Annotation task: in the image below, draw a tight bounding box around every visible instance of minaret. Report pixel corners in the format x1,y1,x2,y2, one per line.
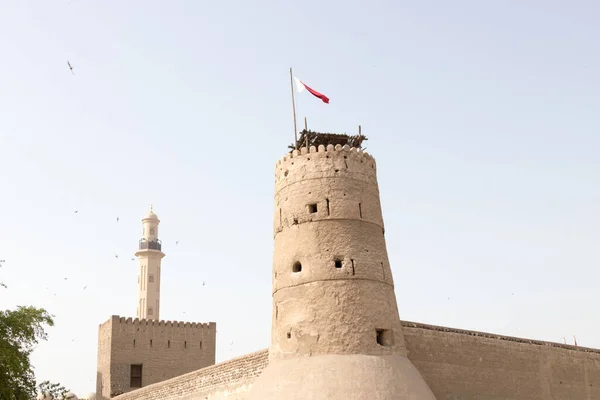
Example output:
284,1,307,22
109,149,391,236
247,141,437,399
134,205,166,320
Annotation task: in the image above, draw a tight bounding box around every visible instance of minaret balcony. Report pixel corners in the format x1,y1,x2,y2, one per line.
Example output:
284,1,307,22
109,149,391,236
139,239,162,251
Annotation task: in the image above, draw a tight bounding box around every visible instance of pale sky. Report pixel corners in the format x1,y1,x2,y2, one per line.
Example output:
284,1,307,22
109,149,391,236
1,0,599,396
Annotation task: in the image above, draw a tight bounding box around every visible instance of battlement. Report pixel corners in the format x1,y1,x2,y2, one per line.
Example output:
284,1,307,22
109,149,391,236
98,315,217,397
101,315,215,330
401,320,600,354
275,144,377,187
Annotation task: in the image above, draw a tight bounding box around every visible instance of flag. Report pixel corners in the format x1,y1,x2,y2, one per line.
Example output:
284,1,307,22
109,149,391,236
294,77,330,104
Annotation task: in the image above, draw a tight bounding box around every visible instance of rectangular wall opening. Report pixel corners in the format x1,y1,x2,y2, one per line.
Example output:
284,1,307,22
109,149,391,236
376,329,393,347
308,203,318,213
334,259,343,269
130,364,142,388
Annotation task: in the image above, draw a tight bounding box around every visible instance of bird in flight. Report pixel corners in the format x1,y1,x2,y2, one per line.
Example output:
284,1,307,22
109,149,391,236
83,285,87,290
176,241,179,245
116,217,119,222
67,61,74,75
74,210,78,214
115,254,119,259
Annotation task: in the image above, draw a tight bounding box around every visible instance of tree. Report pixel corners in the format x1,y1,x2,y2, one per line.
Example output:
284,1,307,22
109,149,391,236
37,381,70,400
0,266,55,400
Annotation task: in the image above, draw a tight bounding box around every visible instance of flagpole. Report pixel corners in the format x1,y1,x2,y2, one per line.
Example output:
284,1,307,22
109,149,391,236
304,117,308,148
290,67,298,149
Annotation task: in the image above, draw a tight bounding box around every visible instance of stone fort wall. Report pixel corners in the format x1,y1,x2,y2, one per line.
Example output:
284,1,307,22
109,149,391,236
113,320,600,399
270,143,410,365
97,316,216,398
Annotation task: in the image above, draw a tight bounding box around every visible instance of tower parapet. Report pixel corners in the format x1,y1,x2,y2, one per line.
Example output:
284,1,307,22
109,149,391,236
248,135,437,399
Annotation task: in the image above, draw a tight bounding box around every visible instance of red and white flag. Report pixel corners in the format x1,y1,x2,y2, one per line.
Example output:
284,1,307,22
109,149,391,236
294,77,330,104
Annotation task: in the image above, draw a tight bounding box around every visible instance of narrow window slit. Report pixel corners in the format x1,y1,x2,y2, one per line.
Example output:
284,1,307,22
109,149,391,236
351,259,355,276
150,339,153,347
359,203,363,218
326,198,330,216
185,341,187,348
168,340,170,348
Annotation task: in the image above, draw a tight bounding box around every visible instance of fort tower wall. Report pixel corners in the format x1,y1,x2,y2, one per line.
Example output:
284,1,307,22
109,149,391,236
247,144,437,400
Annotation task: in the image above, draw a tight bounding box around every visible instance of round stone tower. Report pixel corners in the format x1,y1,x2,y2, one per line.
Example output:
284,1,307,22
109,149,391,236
247,143,436,399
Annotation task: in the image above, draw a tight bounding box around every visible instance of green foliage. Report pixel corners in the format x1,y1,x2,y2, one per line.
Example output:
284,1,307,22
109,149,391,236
0,266,55,400
37,381,70,399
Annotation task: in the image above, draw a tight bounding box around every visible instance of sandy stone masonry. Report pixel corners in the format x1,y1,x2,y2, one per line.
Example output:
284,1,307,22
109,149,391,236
113,320,600,400
271,144,402,359
404,320,600,354
104,144,600,400
247,143,437,399
97,316,216,398
105,315,215,330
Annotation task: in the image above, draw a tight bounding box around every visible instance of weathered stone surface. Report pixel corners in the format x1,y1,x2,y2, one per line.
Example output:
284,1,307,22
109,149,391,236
97,316,216,399
111,350,268,400
249,354,436,400
106,146,600,400
249,145,436,399
112,321,600,399
272,280,406,359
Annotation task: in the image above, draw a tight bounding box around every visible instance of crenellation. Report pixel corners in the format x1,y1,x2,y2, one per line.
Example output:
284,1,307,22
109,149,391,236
108,315,215,332
401,320,600,354
274,145,378,185
98,142,600,400
98,314,216,398
273,145,384,239
109,320,600,400
252,143,435,399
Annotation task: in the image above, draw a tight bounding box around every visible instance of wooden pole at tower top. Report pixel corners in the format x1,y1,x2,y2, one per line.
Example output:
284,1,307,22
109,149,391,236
290,67,298,149
304,117,308,148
